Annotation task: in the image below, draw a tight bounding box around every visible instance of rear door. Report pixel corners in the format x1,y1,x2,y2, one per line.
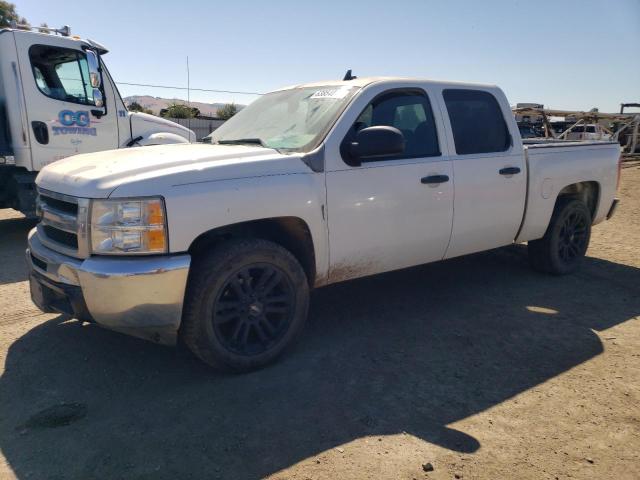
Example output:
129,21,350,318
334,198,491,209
14,34,118,171
440,88,527,258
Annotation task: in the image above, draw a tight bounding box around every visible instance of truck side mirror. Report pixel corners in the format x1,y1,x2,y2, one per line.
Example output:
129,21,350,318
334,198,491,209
86,51,101,89
93,89,104,108
345,126,405,166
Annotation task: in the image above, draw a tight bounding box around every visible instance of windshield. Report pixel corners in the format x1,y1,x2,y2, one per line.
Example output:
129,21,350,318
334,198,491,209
208,85,359,152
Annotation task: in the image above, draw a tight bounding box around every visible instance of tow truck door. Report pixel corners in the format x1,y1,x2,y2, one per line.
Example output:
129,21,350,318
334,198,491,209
13,32,119,171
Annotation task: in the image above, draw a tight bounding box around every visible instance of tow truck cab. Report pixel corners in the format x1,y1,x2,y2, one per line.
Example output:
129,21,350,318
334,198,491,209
0,25,194,216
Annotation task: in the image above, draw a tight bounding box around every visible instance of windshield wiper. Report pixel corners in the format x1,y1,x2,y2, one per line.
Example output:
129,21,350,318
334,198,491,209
217,138,268,147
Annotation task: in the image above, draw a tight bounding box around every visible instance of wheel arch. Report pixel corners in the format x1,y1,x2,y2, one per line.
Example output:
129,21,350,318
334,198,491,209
556,180,600,222
188,217,317,287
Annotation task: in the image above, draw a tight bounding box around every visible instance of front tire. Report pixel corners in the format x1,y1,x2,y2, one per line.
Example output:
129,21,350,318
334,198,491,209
528,198,592,275
181,238,309,372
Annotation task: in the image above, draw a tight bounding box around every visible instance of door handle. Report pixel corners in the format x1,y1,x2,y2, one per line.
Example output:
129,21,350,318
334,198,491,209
499,167,521,175
421,175,449,184
31,121,49,145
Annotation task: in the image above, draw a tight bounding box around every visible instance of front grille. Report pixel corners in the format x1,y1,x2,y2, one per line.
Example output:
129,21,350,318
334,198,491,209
36,189,89,258
43,225,78,249
40,194,78,215
31,253,47,271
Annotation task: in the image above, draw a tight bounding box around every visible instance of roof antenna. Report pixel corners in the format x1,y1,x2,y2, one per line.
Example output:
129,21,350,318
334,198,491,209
343,69,357,81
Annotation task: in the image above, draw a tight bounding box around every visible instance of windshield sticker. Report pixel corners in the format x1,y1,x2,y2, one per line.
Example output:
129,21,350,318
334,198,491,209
310,87,351,99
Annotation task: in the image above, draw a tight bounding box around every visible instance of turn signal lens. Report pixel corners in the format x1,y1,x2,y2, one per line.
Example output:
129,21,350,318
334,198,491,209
146,229,166,251
147,201,164,225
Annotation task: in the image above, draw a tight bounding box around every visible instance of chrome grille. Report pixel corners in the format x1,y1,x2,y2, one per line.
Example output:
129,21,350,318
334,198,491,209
37,189,90,258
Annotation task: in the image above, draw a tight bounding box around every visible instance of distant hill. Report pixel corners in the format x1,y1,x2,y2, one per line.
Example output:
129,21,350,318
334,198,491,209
123,96,244,116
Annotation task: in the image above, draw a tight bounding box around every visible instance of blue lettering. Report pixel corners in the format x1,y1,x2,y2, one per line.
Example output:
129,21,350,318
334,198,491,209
58,110,91,127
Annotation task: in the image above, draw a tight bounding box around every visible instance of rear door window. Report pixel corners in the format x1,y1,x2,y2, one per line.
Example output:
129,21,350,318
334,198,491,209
443,89,511,155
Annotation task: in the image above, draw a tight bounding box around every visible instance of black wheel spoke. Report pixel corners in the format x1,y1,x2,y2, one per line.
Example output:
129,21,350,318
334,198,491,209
264,294,289,304
266,305,289,314
215,311,242,324
231,321,245,342
215,299,242,313
239,270,253,295
568,243,578,257
230,278,246,299
260,316,276,335
255,268,276,291
262,271,282,295
240,323,250,346
254,323,269,342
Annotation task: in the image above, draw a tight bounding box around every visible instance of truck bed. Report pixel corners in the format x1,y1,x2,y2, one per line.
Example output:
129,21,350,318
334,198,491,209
516,139,621,243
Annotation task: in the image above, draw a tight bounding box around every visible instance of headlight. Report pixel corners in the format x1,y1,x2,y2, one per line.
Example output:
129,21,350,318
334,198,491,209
90,197,168,254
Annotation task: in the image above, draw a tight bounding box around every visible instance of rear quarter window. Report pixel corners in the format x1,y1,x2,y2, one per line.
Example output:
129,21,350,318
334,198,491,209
443,89,511,155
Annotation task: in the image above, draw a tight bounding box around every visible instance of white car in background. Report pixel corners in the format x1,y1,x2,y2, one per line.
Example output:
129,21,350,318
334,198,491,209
566,124,612,141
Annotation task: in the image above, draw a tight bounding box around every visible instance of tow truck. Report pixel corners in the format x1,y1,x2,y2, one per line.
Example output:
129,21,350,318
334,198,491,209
0,23,194,216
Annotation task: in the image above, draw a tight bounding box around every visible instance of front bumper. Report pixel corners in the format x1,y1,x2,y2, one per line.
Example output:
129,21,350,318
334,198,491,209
26,228,191,345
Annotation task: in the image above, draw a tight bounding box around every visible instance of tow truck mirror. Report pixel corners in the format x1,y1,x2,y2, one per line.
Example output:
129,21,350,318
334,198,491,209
93,89,104,108
346,126,405,165
86,51,101,88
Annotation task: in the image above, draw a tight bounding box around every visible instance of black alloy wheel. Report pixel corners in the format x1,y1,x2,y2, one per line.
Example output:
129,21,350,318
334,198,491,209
557,211,588,263
212,264,295,356
528,198,592,275
181,238,309,372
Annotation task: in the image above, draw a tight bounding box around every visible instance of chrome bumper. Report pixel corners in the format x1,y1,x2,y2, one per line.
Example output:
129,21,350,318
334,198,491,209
26,228,191,345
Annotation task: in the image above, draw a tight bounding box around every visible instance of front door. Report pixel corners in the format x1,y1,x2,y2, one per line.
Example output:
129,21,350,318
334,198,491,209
326,88,454,282
14,33,118,171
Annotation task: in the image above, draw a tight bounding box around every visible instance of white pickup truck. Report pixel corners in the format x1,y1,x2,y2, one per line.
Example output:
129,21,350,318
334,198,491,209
26,76,621,371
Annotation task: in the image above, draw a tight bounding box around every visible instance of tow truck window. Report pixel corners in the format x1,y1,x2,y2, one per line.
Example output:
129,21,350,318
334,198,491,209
29,45,95,106
443,89,510,155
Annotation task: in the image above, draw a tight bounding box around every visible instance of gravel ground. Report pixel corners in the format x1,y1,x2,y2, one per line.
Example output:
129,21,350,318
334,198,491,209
0,166,638,480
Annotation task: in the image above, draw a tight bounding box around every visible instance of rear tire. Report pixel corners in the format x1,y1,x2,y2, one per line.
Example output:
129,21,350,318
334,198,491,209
181,238,309,372
528,198,591,275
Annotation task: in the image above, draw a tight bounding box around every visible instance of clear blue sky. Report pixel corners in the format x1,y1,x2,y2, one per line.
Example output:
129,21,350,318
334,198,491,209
15,0,640,112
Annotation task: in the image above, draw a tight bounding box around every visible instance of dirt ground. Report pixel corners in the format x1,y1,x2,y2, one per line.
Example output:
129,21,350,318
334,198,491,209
0,167,638,480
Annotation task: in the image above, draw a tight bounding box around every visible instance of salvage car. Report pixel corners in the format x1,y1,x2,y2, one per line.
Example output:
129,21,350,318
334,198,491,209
27,76,621,371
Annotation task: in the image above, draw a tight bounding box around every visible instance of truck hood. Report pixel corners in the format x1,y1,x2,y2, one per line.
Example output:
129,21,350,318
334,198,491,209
36,143,309,198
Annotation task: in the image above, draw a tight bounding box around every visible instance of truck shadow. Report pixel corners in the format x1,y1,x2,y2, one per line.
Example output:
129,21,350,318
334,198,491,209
0,246,638,479
0,214,37,285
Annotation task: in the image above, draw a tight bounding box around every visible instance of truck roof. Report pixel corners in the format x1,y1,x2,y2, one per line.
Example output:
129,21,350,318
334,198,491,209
0,27,108,54
276,76,499,91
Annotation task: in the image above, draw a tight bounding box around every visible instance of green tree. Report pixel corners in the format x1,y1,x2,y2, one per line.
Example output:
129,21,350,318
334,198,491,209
160,103,197,119
128,101,154,115
216,103,238,120
0,1,27,28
